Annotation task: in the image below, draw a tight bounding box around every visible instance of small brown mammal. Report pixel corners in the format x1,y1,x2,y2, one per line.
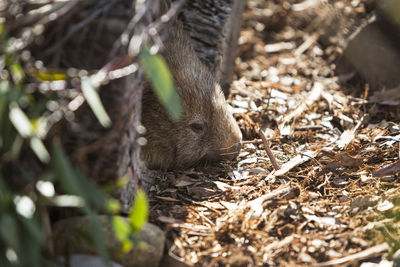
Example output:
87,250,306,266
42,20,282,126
141,21,242,170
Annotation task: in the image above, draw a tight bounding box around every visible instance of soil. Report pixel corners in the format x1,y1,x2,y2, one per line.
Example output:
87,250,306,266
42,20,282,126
151,1,400,266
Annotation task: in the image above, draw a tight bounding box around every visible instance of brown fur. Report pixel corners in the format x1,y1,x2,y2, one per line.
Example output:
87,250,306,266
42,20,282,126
141,21,242,170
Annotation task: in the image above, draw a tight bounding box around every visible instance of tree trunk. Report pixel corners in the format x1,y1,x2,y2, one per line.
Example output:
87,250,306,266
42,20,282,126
181,0,245,96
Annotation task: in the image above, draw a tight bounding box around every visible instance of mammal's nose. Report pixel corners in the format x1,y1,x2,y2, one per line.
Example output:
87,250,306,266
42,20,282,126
220,141,241,161
234,140,242,154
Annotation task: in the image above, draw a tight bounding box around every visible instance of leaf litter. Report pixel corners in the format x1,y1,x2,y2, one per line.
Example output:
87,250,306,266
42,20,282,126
152,0,400,266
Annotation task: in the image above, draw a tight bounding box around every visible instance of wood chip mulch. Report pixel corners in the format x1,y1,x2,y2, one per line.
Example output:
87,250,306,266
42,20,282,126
152,1,400,266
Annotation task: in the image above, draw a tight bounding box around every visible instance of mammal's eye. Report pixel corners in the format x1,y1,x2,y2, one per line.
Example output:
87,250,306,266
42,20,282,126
190,122,205,134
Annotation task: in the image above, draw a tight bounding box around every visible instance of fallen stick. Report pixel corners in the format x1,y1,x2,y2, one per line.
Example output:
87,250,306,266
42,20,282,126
248,185,292,209
258,128,281,171
282,82,324,124
294,32,319,56
242,139,263,144
267,150,317,179
313,243,389,267
247,185,293,216
242,136,281,145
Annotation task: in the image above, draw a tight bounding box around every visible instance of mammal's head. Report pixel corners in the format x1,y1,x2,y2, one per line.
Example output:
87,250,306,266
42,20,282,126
141,21,242,170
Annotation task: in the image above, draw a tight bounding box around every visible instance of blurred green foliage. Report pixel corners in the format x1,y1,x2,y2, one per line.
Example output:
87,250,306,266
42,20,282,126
0,20,150,267
140,45,182,120
0,0,184,263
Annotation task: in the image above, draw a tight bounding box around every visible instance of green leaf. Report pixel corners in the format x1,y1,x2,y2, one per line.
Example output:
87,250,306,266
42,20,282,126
19,216,44,245
51,195,85,207
51,143,111,260
0,213,19,248
30,136,50,163
9,102,32,138
81,76,111,128
10,63,24,84
107,198,121,213
89,215,110,262
0,81,9,123
51,140,107,210
112,216,130,241
101,175,130,194
33,71,67,81
9,135,23,160
9,102,50,163
75,169,107,211
129,189,148,232
0,179,12,211
112,216,133,252
139,46,182,120
0,23,4,38
51,140,86,197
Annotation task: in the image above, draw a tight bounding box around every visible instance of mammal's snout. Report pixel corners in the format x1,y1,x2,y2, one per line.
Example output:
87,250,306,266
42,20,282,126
234,140,242,154
208,137,242,163
222,141,242,161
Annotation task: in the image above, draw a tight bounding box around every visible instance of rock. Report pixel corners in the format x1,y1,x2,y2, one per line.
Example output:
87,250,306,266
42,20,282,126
52,215,165,267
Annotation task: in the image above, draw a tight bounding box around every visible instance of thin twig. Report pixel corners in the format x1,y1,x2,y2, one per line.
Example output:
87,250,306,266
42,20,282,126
97,0,186,87
258,129,281,170
248,185,292,208
281,81,324,124
294,32,319,56
43,0,116,57
242,139,263,144
313,243,389,267
266,150,317,182
294,125,324,131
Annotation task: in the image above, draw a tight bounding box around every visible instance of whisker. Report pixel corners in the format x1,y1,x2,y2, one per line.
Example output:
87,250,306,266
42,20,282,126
218,141,242,152
219,151,240,156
